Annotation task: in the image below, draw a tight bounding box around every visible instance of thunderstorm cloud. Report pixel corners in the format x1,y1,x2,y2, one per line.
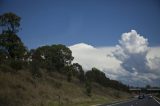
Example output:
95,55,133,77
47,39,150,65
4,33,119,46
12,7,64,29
113,30,149,73
69,30,160,87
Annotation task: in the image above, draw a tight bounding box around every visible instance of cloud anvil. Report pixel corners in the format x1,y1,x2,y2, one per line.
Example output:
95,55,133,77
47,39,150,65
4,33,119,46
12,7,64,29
69,30,160,87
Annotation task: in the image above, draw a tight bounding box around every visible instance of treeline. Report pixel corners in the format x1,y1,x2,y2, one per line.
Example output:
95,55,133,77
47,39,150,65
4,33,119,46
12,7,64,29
0,12,129,96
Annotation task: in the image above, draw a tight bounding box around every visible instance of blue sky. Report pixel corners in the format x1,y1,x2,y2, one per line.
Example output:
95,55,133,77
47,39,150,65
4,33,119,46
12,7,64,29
1,0,160,49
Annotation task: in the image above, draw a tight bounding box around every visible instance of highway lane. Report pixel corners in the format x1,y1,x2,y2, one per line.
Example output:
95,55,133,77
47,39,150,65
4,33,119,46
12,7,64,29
100,96,160,106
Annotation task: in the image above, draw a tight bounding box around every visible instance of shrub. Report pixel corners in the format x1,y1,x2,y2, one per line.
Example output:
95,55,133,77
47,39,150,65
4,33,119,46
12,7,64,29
30,60,42,78
85,80,92,97
9,60,23,71
0,64,13,73
67,70,72,82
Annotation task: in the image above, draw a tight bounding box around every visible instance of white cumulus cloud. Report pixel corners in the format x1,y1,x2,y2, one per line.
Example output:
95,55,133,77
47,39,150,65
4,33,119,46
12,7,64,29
69,30,160,86
113,30,149,73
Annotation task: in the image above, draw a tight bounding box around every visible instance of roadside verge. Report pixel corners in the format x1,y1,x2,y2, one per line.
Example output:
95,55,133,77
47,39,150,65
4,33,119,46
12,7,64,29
153,96,160,105
97,98,137,106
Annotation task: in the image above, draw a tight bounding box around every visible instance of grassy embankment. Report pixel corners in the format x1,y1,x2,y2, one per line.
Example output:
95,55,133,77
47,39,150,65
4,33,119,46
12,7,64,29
157,94,160,99
0,68,131,106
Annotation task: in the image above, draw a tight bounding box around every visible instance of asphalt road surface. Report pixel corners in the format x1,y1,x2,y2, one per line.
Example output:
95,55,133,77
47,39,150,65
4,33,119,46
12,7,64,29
100,95,160,106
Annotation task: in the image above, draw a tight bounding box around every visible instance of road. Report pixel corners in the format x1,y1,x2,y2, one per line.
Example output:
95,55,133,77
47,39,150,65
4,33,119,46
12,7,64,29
100,95,160,106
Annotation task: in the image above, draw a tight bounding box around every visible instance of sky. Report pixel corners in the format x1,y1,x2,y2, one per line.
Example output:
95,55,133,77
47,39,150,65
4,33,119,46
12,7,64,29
1,0,160,48
1,0,160,86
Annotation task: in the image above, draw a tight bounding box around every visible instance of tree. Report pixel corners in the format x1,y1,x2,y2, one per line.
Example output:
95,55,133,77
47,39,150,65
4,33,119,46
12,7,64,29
65,66,72,82
85,67,129,91
30,59,41,78
72,63,85,82
85,80,92,97
31,46,52,70
0,12,26,60
0,12,21,33
51,44,74,71
85,67,109,84
0,32,26,59
0,49,7,64
31,44,74,72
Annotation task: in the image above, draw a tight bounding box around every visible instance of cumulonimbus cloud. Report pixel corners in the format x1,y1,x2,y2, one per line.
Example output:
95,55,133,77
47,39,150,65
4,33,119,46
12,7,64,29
113,30,149,73
69,30,160,86
69,43,120,71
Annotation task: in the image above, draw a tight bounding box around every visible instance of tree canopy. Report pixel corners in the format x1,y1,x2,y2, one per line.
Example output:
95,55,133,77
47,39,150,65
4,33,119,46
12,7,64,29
31,44,74,71
0,12,21,33
0,12,26,61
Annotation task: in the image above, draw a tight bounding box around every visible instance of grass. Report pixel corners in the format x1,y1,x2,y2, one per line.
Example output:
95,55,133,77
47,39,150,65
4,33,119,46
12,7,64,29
0,69,131,106
157,94,160,99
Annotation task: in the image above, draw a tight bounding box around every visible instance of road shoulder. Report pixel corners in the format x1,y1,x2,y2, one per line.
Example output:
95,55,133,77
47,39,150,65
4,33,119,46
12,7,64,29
153,96,160,105
98,98,137,106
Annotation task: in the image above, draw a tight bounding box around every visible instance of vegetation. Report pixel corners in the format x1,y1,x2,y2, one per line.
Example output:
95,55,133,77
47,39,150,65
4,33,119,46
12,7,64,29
157,93,160,98
86,68,129,91
0,12,131,106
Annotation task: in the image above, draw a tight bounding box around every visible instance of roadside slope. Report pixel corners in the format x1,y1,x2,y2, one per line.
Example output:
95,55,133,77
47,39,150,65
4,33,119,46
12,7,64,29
0,69,131,106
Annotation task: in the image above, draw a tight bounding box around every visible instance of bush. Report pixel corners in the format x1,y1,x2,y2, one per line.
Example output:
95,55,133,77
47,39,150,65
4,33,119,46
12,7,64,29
30,60,42,78
54,81,62,89
114,91,120,98
67,70,72,82
9,60,23,71
0,64,13,73
85,80,92,97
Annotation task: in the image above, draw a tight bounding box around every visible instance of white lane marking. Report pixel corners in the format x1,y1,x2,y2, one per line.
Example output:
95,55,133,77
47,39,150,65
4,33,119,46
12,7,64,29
155,96,160,101
153,97,160,104
107,99,137,106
